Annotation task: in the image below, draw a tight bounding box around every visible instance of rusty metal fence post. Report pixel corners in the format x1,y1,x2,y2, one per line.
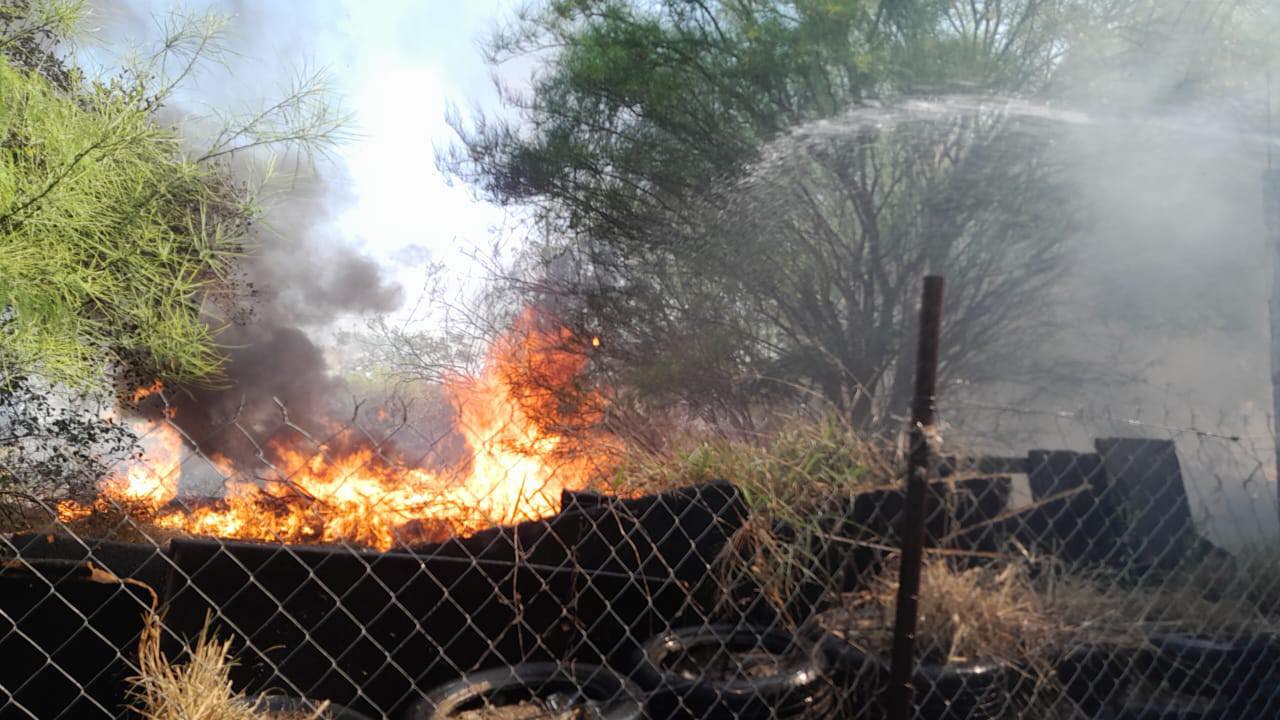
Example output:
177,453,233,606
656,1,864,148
886,275,945,720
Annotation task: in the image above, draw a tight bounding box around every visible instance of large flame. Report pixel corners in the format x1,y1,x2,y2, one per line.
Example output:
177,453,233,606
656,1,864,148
58,311,611,550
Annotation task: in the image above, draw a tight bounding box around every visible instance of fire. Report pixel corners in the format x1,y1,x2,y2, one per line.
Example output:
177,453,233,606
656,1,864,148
130,379,165,404
57,311,612,550
107,421,182,504
55,419,183,523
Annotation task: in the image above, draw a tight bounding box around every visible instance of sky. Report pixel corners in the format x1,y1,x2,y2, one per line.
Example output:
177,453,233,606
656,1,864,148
91,0,521,322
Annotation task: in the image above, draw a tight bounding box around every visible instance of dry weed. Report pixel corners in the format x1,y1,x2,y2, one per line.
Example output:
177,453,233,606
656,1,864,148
1172,547,1280,619
818,559,1079,719
131,613,327,720
1042,562,1275,645
609,417,899,622
823,556,1280,669
605,415,896,507
823,559,1060,666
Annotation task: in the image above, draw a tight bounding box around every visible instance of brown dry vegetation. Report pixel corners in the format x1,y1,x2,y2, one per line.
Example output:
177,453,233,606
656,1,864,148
821,560,1057,668
607,417,899,612
131,613,327,720
821,556,1280,668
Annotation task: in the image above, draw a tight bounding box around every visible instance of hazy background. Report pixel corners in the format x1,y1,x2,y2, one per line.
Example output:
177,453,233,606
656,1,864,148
80,2,1280,546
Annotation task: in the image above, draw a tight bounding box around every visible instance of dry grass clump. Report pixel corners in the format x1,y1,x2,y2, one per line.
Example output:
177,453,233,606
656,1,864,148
822,559,1061,667
819,558,1280,719
605,417,898,621
821,556,1279,670
1039,560,1276,647
605,415,896,510
131,613,327,720
1034,569,1153,646
713,514,828,620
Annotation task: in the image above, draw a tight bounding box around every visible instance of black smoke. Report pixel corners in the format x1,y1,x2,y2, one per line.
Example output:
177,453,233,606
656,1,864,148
94,1,406,467
168,168,403,466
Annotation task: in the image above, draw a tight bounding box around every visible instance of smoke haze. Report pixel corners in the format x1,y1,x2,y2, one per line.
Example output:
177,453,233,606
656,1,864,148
92,1,406,464
90,2,1280,543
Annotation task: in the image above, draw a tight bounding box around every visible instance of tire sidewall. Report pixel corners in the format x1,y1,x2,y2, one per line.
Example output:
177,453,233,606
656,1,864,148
820,634,1014,720
405,662,642,720
631,624,830,719
1138,633,1279,697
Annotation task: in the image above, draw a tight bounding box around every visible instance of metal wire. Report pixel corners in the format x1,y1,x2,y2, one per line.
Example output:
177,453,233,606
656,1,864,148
1,394,1279,719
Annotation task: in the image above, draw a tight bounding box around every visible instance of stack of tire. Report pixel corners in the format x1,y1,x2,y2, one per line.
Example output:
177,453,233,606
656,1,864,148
401,625,831,719
819,634,1014,720
629,625,832,719
403,663,644,719
1059,635,1280,719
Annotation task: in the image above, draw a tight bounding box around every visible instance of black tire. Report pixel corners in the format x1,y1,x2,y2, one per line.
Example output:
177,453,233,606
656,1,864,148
0,564,153,719
256,696,374,720
912,661,1014,720
403,662,642,720
817,635,882,719
1225,679,1280,718
820,634,1012,720
1055,643,1135,716
630,624,830,719
1135,634,1280,698
1115,697,1234,720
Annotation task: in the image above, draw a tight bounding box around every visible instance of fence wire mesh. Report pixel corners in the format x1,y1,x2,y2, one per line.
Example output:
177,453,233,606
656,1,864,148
3,386,1280,719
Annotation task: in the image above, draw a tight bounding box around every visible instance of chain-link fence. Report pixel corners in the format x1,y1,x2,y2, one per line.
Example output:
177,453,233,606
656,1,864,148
918,398,1280,720
3,380,1280,719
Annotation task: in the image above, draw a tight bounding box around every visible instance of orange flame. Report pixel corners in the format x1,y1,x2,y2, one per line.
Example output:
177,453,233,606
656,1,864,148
107,421,183,504
130,379,165,405
59,310,612,550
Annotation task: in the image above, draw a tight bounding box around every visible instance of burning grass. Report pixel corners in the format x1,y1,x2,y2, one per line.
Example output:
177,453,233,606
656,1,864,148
45,308,617,550
132,613,327,720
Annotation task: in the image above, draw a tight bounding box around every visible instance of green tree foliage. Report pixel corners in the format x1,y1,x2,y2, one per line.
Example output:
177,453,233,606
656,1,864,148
0,2,243,388
0,1,348,528
454,0,865,245
440,0,1280,429
451,0,1082,242
0,1,346,390
0,57,247,386
445,0,1103,428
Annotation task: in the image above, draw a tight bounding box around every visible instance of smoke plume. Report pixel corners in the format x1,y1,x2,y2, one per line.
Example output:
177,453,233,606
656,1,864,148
97,1,405,466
